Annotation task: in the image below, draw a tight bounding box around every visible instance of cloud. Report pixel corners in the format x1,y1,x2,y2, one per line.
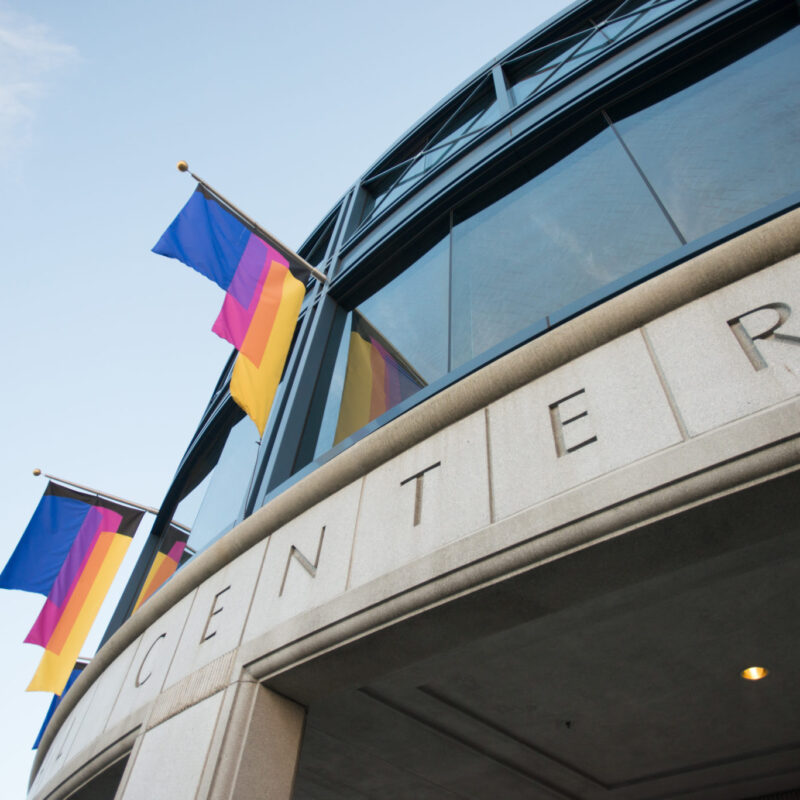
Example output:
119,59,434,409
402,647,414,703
0,11,78,155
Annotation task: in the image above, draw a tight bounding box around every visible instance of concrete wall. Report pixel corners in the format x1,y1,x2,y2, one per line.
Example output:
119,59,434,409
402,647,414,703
28,209,800,800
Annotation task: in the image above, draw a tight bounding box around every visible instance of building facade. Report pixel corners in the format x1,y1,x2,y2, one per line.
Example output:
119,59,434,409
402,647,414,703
29,0,800,797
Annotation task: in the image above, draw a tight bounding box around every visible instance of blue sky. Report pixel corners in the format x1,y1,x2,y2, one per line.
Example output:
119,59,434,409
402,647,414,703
0,1,571,794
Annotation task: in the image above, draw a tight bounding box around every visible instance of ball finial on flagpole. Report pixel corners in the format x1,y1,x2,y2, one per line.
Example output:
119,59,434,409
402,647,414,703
33,468,42,476
177,160,189,172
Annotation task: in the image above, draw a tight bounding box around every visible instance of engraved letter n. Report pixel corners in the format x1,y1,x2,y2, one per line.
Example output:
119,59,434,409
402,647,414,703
279,527,325,597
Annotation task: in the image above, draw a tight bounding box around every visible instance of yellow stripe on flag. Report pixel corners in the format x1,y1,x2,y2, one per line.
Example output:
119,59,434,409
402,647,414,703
132,551,167,613
27,532,131,695
231,269,305,435
334,332,374,445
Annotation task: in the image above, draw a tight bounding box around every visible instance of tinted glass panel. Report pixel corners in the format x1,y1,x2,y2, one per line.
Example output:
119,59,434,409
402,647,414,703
360,88,498,226
357,235,449,383
428,86,499,151
372,171,415,217
611,21,800,242
314,234,449,452
360,163,411,223
596,14,639,42
536,0,690,96
450,120,681,367
173,409,260,553
312,316,350,458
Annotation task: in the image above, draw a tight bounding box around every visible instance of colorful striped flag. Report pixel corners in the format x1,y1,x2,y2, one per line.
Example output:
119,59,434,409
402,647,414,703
0,483,142,695
153,186,306,435
334,312,426,445
131,525,189,613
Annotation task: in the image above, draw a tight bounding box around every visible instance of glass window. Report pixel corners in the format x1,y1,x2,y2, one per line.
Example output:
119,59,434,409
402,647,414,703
332,310,429,445
358,84,498,228
450,119,682,368
359,161,414,224
508,0,690,106
311,318,350,457
172,406,261,553
356,235,450,383
610,19,800,242
313,232,450,452
393,83,497,199
426,84,499,155
302,8,800,466
507,32,588,105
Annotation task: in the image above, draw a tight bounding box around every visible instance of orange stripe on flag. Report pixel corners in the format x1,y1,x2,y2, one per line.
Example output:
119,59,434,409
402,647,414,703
231,269,305,435
27,532,131,695
132,552,167,613
238,260,287,368
136,554,179,610
46,530,116,655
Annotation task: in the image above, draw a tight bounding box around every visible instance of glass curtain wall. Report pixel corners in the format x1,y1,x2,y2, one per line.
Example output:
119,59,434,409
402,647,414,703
310,14,800,459
313,234,450,455
450,119,680,368
608,22,800,242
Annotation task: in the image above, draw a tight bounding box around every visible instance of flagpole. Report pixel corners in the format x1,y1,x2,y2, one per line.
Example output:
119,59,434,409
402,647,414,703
32,470,191,533
176,161,329,285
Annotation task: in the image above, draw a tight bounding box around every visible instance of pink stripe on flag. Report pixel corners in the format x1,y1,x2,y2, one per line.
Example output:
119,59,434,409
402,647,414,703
211,242,289,351
24,506,122,647
166,540,187,562
26,598,62,648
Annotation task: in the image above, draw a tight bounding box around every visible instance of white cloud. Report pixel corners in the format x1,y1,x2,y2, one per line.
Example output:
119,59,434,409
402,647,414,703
0,11,78,155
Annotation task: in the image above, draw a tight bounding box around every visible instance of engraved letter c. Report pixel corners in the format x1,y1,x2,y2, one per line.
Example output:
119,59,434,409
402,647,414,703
135,632,166,688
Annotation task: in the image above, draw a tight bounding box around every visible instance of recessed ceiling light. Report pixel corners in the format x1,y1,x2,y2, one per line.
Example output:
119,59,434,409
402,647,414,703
740,666,769,681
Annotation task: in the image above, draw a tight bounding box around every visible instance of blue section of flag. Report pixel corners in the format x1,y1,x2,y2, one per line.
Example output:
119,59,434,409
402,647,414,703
0,494,91,596
152,186,250,292
32,666,84,749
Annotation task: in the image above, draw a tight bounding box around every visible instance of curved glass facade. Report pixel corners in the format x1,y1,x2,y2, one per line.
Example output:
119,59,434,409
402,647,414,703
105,0,800,639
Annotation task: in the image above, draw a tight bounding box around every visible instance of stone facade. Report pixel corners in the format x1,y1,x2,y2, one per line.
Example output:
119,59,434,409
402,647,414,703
28,212,800,800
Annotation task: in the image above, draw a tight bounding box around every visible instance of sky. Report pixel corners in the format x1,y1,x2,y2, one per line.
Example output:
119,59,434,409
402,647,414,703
0,1,572,795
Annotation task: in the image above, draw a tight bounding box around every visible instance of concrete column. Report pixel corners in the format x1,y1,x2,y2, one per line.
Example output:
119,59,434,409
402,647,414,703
116,679,305,800
206,680,306,800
